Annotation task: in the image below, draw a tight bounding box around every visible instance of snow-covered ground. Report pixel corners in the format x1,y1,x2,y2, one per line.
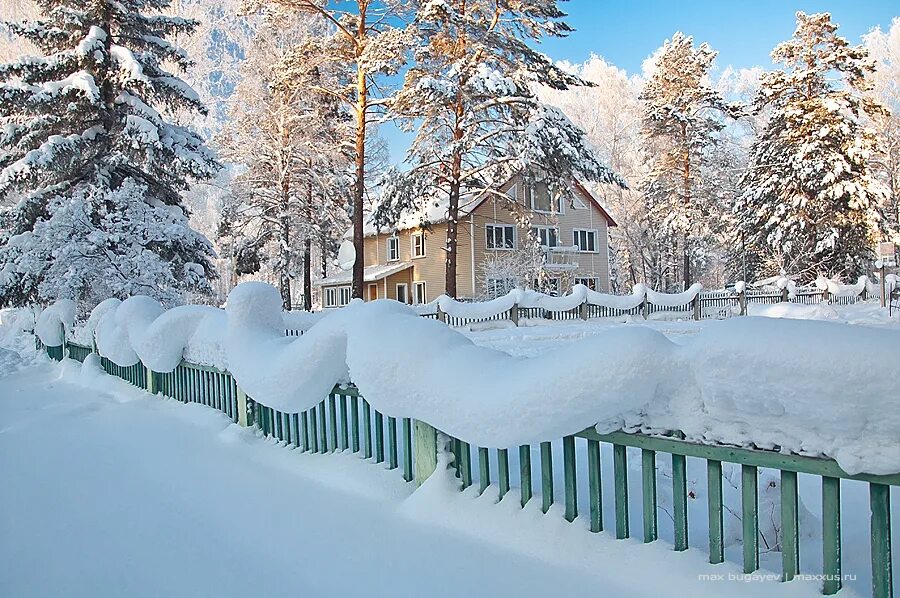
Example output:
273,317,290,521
0,355,829,598
461,300,900,356
3,298,898,597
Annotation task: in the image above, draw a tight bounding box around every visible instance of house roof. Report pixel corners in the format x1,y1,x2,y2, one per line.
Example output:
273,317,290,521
317,262,412,287
358,175,618,239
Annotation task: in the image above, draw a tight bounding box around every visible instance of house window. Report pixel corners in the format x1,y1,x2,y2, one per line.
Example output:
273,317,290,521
574,277,599,291
531,226,558,248
339,286,351,306
486,224,515,250
573,229,598,252
413,281,427,305
324,287,337,308
486,277,517,299
527,180,560,213
387,236,399,261
411,233,425,258
533,277,560,296
324,285,351,308
396,283,408,304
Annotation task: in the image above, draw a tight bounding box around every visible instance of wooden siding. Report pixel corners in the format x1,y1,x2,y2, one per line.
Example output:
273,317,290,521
349,173,611,302
470,174,611,294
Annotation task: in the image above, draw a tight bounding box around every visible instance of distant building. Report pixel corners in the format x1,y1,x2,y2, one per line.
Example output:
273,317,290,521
318,172,617,307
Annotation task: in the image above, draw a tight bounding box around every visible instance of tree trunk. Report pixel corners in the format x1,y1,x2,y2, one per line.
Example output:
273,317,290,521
444,84,466,299
303,237,312,311
351,16,368,299
279,183,292,311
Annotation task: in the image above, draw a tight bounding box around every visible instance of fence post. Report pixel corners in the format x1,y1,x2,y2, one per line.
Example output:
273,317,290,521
436,305,446,323
237,386,250,427
641,297,649,320
692,294,701,321
739,288,747,316
146,365,156,394
880,265,886,308
781,287,789,303
509,302,519,327
579,299,588,320
413,420,438,486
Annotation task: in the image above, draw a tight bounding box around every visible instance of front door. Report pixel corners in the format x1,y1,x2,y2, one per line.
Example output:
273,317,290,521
368,284,378,301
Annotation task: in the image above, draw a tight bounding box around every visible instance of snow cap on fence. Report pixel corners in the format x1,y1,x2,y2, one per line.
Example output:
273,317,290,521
734,281,746,294
224,281,349,408
35,299,76,346
93,295,225,371
815,275,868,297
646,283,702,307
61,280,900,475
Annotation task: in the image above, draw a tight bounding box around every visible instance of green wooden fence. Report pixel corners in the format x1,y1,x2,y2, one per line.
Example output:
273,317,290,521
42,337,895,598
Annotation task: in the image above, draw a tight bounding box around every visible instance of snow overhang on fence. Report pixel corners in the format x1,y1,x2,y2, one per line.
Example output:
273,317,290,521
43,280,900,476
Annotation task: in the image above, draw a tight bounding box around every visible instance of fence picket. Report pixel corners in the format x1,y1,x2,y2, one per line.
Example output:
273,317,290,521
642,449,657,542
520,445,532,507
478,447,490,495
614,444,629,539
498,449,510,500
781,470,800,581
673,453,688,551
742,465,759,573
540,441,553,514
869,483,892,598
822,476,842,594
387,417,398,469
588,439,602,533
563,436,577,523
707,459,724,564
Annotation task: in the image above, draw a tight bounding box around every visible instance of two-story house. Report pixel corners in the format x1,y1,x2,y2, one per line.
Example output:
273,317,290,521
317,172,617,307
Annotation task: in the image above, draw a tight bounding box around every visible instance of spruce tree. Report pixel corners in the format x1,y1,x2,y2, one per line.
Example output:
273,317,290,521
0,0,221,308
734,12,889,280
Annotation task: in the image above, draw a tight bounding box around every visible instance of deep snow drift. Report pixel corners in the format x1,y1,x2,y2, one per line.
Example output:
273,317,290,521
39,282,900,475
0,361,829,598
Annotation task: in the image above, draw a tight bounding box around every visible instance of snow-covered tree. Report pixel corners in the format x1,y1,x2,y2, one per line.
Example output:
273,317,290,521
538,55,655,289
246,0,410,299
217,13,350,309
734,12,890,281
0,0,221,308
0,179,213,307
375,0,624,298
864,17,900,238
639,32,733,290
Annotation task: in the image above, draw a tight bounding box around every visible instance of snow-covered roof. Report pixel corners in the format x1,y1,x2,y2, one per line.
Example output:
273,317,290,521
317,262,412,287
361,192,481,237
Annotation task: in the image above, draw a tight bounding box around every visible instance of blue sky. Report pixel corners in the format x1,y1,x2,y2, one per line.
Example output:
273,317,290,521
381,0,899,162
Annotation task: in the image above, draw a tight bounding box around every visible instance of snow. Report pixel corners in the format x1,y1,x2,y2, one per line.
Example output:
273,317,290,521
34,299,75,345
0,360,829,598
63,282,900,475
646,282,703,307
318,262,412,286
110,45,150,83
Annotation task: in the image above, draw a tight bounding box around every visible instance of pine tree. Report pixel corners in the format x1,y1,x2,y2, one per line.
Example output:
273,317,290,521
735,12,890,281
0,0,220,307
639,32,732,290
375,0,624,298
